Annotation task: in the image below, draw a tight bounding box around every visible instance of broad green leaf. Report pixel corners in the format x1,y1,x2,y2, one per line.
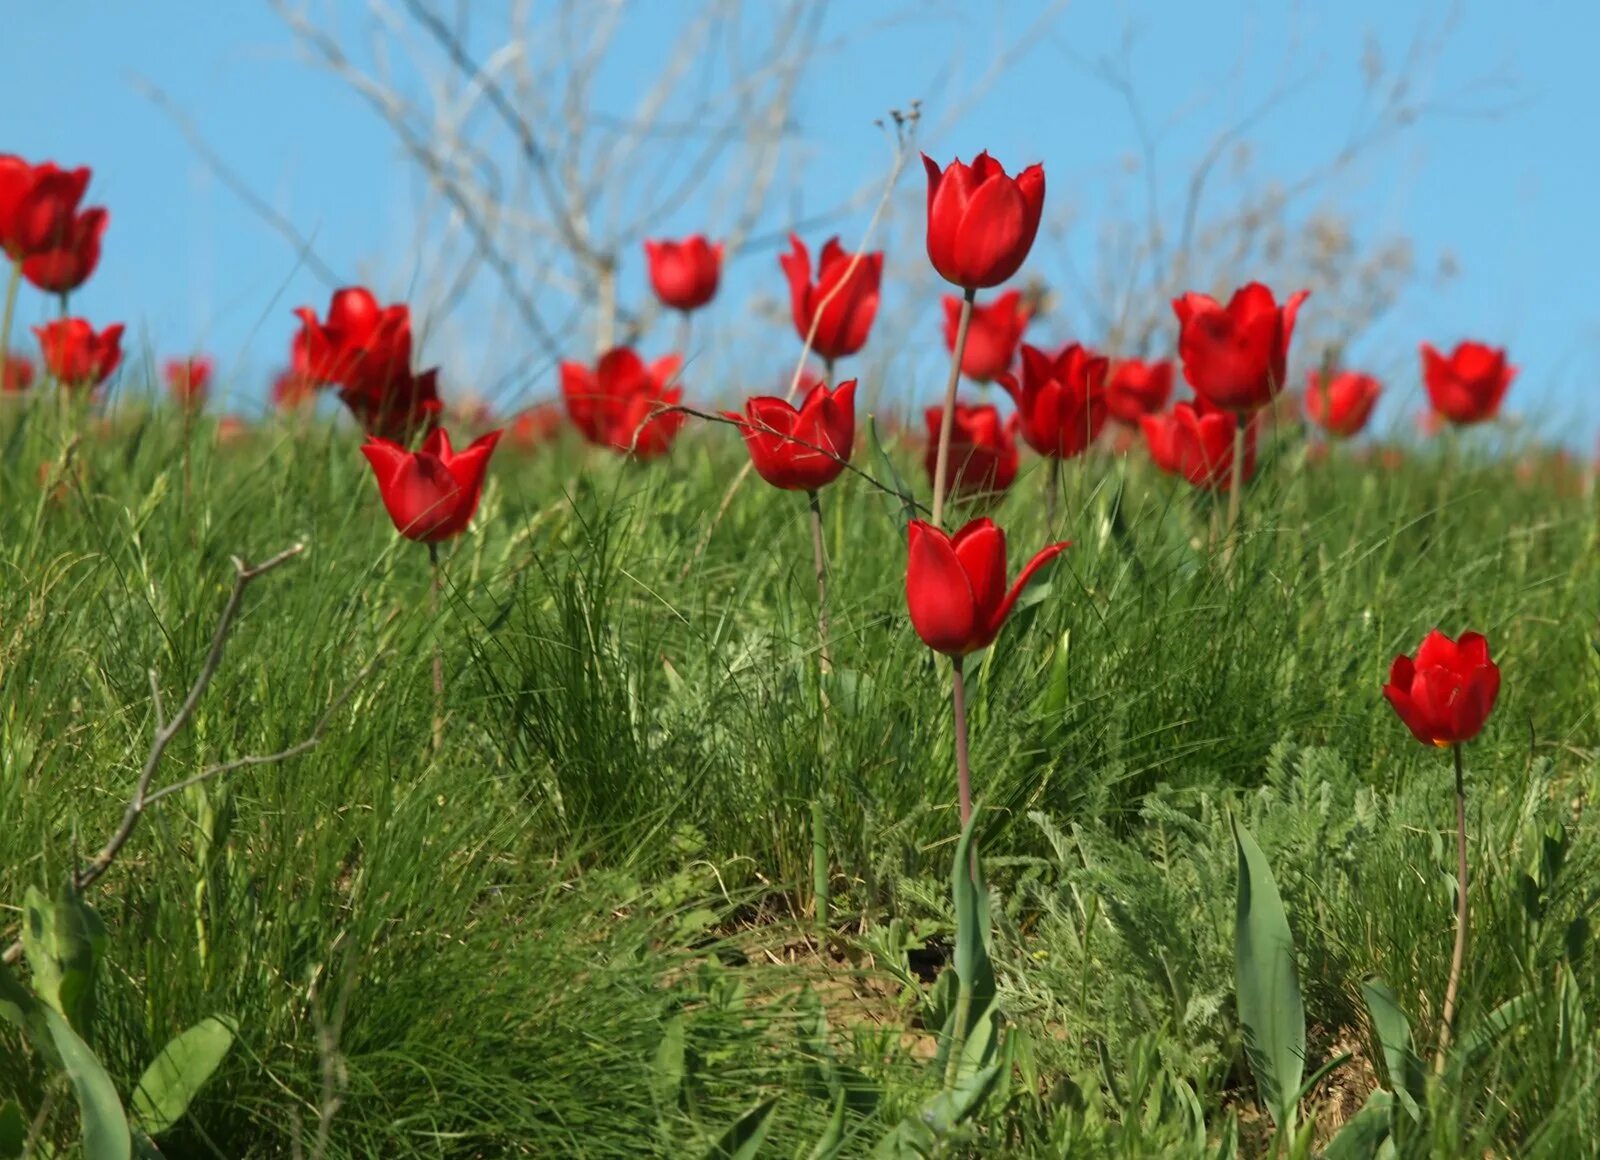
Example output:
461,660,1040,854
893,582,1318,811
1455,991,1535,1068
42,1006,130,1160
131,1015,236,1135
650,1015,686,1109
23,884,107,1040
0,1101,25,1158
1322,1088,1395,1160
705,1096,777,1160
936,812,997,1080
1231,818,1305,1129
1359,977,1424,1121
803,1093,847,1160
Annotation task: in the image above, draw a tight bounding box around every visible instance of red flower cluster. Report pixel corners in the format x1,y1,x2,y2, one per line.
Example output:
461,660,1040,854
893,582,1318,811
1105,359,1173,424
923,403,1018,499
293,287,440,439
0,156,107,294
1305,370,1381,439
561,347,684,459
1001,343,1109,460
1140,400,1257,491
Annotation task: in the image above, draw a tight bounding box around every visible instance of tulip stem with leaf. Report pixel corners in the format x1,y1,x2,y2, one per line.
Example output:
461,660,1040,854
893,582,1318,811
429,541,446,751
1381,629,1500,1074
949,656,974,826
929,287,976,528
807,489,832,675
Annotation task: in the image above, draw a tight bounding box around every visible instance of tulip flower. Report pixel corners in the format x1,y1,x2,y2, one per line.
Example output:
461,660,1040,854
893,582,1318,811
165,356,213,409
922,152,1045,291
726,379,856,492
34,318,123,388
21,205,107,294
923,403,1018,501
1106,359,1174,425
906,517,1068,659
340,366,445,442
1304,369,1381,439
510,401,565,450
779,235,882,364
1170,400,1257,492
1381,628,1501,1067
215,415,250,445
1001,343,1109,460
1173,283,1308,414
293,286,413,397
560,347,684,458
361,427,503,544
1382,630,1499,750
644,236,722,313
1139,409,1183,476
2,354,33,393
0,158,92,261
942,290,1030,383
906,517,1068,826
1420,341,1514,426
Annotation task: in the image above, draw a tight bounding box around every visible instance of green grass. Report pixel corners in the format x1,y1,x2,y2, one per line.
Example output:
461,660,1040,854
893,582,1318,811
1,395,1596,1156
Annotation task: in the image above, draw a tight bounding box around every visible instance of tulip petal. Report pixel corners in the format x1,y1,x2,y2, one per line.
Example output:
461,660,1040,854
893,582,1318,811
990,541,1069,641
906,519,980,656
952,519,1007,626
1383,683,1437,747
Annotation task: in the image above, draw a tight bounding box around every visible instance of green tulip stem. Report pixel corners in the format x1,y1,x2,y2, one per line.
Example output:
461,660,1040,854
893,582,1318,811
0,260,20,384
1435,742,1470,1072
930,287,977,528
1223,418,1247,568
1046,455,1061,531
429,541,445,753
808,489,832,676
674,308,692,362
951,655,973,829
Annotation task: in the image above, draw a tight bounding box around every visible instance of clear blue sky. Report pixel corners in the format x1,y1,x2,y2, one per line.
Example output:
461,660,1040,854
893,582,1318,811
1,2,1593,439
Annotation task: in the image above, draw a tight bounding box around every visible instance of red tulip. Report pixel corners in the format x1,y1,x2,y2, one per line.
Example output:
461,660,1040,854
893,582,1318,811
1304,369,1381,438
1420,341,1514,426
21,206,107,293
34,318,123,388
2,354,33,393
1171,398,1254,489
1383,630,1500,748
779,235,882,361
942,290,1030,382
1106,359,1174,424
510,402,565,450
165,356,213,409
560,347,684,458
644,236,722,312
293,287,413,396
922,152,1045,290
726,378,856,491
1139,410,1182,476
271,367,317,410
1173,282,1308,412
215,415,250,445
923,403,1019,499
361,427,503,542
340,366,444,442
1000,343,1109,459
0,157,91,260
905,517,1067,657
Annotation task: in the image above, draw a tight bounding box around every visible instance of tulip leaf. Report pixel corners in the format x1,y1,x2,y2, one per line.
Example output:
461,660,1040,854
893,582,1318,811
704,1095,777,1160
804,1093,847,1160
23,883,107,1041
131,1015,237,1136
1322,1088,1396,1160
0,1101,25,1158
1359,977,1424,1121
42,1005,131,1160
1456,991,1536,1068
1231,817,1305,1130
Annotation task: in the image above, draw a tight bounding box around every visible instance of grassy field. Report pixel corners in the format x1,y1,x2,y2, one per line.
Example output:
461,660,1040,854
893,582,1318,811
1,395,1596,1157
